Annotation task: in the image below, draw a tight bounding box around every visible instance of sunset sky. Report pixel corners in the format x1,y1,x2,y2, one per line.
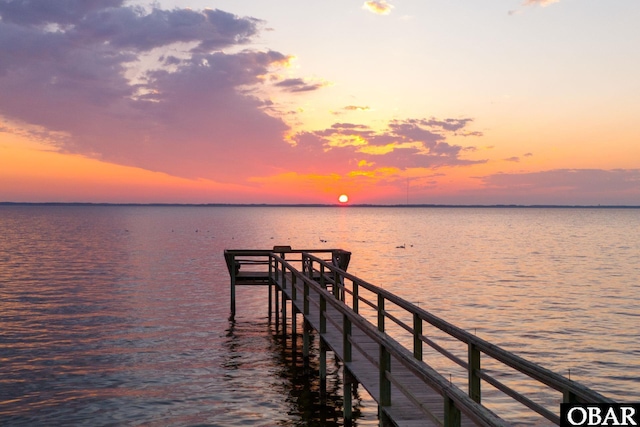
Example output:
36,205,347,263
1,0,639,205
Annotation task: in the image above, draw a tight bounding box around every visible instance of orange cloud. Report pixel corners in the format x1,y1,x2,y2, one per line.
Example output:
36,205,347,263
0,139,268,203
523,0,560,6
344,105,371,111
363,1,394,15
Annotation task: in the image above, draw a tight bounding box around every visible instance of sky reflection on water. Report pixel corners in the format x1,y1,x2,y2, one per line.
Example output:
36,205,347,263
1,205,638,426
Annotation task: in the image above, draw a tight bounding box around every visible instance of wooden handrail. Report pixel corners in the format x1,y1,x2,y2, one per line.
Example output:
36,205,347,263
301,252,614,424
225,248,614,424
271,253,509,427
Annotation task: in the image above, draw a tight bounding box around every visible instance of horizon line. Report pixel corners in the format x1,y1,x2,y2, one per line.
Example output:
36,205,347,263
1,202,639,209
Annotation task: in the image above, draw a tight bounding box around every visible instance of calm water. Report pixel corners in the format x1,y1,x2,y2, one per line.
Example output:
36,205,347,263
1,205,639,426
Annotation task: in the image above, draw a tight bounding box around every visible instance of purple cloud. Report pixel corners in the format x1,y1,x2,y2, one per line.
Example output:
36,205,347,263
416,118,474,132
0,3,293,182
73,8,262,52
275,78,325,92
477,169,640,204
290,117,485,171
0,0,123,25
0,2,487,185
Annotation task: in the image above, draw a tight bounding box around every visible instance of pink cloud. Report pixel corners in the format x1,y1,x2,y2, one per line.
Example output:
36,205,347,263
477,169,640,205
0,2,485,186
0,4,292,183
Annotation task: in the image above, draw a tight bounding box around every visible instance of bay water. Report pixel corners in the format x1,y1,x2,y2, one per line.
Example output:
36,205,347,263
1,205,638,426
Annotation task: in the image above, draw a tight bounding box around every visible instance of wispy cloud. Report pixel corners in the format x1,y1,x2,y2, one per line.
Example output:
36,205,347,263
478,169,640,204
523,0,560,6
510,0,559,15
363,1,394,15
344,105,371,111
275,78,326,93
290,117,486,173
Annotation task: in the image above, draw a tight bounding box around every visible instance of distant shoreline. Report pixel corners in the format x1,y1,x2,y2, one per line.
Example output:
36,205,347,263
1,202,639,209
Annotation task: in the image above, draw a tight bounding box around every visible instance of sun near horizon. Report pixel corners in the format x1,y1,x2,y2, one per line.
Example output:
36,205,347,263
338,194,349,204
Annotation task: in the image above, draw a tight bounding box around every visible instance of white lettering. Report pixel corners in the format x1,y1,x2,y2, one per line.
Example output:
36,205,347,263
621,407,637,426
589,407,603,425
602,407,621,425
565,405,638,426
568,407,587,425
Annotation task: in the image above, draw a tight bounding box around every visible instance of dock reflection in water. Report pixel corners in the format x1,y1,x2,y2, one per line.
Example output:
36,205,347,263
0,206,377,426
224,318,372,427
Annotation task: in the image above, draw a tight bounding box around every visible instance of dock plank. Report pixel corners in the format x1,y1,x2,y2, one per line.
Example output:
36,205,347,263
275,273,478,427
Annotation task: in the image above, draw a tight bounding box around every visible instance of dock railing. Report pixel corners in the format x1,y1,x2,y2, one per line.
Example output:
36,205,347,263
297,252,614,425
270,252,508,426
224,248,614,425
224,248,349,319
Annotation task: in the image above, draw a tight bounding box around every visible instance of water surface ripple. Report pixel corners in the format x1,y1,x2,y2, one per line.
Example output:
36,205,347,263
1,206,638,426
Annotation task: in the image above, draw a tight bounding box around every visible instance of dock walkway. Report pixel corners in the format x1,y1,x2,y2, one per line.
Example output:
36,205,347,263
224,248,614,427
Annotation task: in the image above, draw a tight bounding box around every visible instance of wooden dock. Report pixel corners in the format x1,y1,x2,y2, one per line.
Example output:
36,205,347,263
224,248,614,427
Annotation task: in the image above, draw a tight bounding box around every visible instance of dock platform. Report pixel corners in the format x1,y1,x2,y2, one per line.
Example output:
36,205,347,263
224,248,614,426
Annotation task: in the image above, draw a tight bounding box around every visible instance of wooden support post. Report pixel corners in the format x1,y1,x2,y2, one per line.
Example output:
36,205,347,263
268,281,272,322
292,307,297,356
320,294,326,334
281,263,286,290
304,281,309,315
320,338,327,401
379,410,392,427
307,255,313,279
343,314,352,363
413,313,423,361
302,255,307,276
274,286,280,331
268,256,273,322
229,256,236,320
303,320,310,362
468,343,481,403
378,294,385,333
379,345,391,406
291,274,297,301
353,281,359,314
444,395,461,427
281,286,287,338
344,368,354,426
379,344,391,426
563,389,578,403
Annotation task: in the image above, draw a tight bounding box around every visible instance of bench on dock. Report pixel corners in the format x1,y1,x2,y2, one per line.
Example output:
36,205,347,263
224,246,351,286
